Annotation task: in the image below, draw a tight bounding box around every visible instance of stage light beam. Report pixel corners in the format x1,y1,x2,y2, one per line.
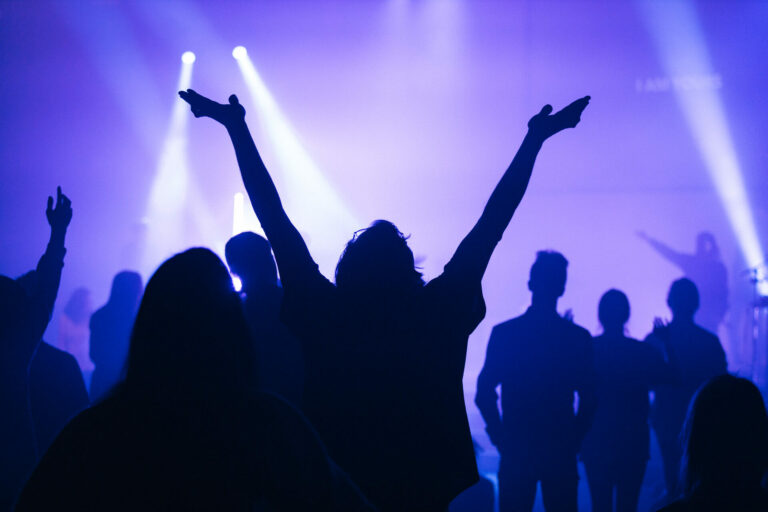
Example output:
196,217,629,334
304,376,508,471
181,51,196,64
641,1,767,294
232,49,359,275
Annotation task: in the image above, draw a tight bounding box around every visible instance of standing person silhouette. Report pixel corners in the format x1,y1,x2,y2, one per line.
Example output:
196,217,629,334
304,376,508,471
89,271,143,402
16,249,374,511
637,232,728,335
225,231,304,407
475,251,597,512
645,278,727,504
180,88,590,511
0,187,71,511
580,290,673,512
658,375,768,512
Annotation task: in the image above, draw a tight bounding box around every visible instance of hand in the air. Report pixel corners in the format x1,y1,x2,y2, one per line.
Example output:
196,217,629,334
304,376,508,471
178,89,245,126
528,96,590,141
652,317,670,342
46,186,72,232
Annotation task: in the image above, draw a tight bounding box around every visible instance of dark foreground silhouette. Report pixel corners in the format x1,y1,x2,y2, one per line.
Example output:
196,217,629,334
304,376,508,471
16,249,373,512
581,289,673,512
658,375,768,512
89,271,143,402
0,188,71,511
180,88,590,511
226,232,304,407
476,251,596,512
646,278,727,503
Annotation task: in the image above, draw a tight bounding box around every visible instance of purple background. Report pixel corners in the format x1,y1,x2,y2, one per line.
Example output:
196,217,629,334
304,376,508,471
2,1,768,507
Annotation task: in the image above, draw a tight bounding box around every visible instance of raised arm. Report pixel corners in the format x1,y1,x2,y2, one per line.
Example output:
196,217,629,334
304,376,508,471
636,232,691,269
448,97,590,282
179,90,315,279
28,187,71,344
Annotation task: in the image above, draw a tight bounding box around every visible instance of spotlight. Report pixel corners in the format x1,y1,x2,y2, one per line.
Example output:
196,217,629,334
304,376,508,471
181,51,196,64
232,45,247,60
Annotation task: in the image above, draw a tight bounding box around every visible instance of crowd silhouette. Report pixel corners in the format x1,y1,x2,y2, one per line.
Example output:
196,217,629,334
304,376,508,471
0,86,764,512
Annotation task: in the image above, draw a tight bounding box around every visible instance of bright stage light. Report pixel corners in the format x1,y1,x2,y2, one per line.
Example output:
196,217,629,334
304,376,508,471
642,1,767,294
232,45,247,60
232,49,359,275
142,55,197,274
181,51,196,64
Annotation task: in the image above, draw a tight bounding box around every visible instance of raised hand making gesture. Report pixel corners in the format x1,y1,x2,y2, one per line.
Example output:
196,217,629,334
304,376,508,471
178,89,245,127
527,96,590,141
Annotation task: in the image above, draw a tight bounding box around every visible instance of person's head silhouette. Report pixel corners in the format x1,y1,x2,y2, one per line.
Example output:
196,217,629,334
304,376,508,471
681,375,768,500
598,289,630,335
225,232,277,292
107,271,143,311
124,248,254,397
695,232,720,259
335,220,424,302
667,278,699,323
64,287,92,325
528,251,568,309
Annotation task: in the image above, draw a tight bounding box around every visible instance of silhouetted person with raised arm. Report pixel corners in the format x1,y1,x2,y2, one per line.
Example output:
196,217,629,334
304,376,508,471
89,271,143,402
638,231,728,334
646,278,727,504
180,88,590,511
16,248,374,512
658,375,768,512
581,290,673,512
16,274,90,455
226,231,304,406
0,187,71,511
476,251,596,512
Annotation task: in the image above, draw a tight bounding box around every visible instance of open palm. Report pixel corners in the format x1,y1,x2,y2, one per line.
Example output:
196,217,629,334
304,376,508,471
178,89,246,126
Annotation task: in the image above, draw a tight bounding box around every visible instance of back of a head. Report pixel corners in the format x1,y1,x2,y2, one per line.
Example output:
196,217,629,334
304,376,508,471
682,375,768,497
335,220,424,301
64,287,92,324
528,250,568,299
124,248,254,397
668,278,700,319
225,231,277,289
108,271,143,311
598,289,630,332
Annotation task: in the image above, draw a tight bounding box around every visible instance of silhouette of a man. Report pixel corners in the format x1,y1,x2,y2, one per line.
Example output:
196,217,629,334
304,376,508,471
638,232,728,335
646,278,727,501
225,232,303,407
476,251,596,512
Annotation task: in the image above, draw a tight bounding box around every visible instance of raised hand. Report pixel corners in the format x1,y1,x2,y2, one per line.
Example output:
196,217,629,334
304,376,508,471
178,89,245,126
46,186,72,233
527,96,590,141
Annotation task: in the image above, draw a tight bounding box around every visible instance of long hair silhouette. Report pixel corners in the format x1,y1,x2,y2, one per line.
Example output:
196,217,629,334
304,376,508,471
123,248,254,396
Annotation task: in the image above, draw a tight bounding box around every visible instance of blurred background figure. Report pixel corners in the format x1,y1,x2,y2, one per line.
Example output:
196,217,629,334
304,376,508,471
57,287,93,384
646,278,727,505
225,231,304,407
638,231,728,336
580,289,672,512
89,271,143,402
658,375,768,512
